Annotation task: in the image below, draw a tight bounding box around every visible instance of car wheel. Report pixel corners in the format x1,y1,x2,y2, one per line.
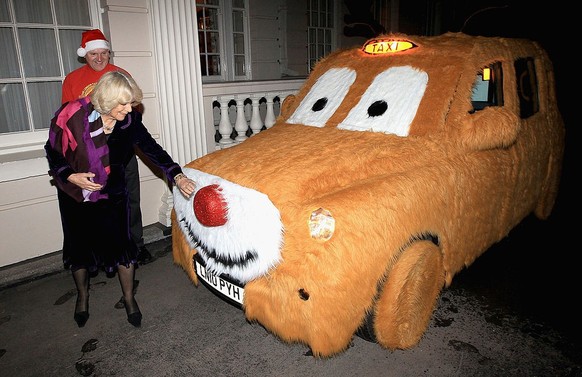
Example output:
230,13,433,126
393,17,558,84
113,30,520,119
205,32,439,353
357,240,445,349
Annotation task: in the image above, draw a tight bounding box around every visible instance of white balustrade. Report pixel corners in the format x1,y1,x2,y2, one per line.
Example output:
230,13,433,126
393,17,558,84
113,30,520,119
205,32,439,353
201,79,305,151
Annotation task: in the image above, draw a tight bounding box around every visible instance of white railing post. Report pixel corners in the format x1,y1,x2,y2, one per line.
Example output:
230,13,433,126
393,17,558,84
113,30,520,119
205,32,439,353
217,96,234,145
234,95,249,142
249,94,263,135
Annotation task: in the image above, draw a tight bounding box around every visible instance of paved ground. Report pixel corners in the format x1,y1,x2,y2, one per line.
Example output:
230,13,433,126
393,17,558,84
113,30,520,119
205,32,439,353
0,203,580,377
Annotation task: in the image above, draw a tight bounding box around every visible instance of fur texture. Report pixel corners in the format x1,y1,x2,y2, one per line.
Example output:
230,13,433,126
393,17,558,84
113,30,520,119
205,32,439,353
172,32,564,357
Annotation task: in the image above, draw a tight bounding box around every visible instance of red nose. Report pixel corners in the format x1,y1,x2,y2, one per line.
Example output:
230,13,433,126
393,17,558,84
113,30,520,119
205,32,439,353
193,184,228,227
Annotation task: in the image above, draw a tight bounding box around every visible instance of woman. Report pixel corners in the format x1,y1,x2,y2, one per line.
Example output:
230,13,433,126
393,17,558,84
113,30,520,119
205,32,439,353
45,71,195,328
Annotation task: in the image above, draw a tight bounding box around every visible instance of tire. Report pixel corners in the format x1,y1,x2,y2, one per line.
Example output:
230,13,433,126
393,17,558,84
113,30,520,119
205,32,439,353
357,240,444,349
355,310,377,343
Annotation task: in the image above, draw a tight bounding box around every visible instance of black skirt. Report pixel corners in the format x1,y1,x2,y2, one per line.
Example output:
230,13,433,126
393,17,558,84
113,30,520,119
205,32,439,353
57,189,138,273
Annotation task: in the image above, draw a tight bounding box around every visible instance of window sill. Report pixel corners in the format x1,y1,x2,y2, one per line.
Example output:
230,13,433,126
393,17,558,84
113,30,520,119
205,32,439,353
0,147,46,164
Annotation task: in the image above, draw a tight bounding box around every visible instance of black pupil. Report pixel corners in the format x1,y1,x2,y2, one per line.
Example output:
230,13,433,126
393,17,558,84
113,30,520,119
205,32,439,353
312,97,328,112
368,100,388,117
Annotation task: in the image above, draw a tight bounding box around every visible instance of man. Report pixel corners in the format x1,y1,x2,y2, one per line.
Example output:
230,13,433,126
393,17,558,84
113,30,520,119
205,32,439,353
62,29,153,266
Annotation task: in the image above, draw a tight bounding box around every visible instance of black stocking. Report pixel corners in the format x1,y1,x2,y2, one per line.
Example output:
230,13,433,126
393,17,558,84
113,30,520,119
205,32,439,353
72,268,89,314
118,264,140,315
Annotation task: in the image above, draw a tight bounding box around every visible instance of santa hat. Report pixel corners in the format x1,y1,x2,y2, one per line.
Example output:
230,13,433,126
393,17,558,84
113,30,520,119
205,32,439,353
77,29,110,57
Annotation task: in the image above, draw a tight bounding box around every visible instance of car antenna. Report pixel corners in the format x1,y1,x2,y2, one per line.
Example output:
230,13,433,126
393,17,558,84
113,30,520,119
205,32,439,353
460,5,509,33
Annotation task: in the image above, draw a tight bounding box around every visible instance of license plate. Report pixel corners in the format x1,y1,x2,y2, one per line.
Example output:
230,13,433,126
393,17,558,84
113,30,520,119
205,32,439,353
194,257,245,306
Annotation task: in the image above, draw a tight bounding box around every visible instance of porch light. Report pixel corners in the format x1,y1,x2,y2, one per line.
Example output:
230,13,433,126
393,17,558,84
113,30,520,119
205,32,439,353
309,207,335,241
362,38,416,55
482,67,491,81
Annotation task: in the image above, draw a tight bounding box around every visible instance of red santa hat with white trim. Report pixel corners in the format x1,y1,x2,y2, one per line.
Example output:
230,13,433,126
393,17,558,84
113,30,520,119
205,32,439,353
77,29,110,57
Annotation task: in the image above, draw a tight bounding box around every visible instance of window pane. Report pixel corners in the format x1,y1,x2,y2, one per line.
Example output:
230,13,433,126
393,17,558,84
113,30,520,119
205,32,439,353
196,7,206,29
206,8,218,30
19,28,60,77
208,55,221,75
60,29,85,74
198,31,207,54
311,11,317,27
55,0,90,26
208,32,219,53
199,54,209,76
0,83,29,133
0,0,9,22
234,56,245,76
233,34,244,54
29,81,62,130
14,0,52,24
233,0,244,8
232,10,243,32
0,28,20,78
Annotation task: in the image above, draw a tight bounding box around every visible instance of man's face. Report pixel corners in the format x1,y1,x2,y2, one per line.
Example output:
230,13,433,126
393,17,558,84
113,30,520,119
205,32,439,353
85,48,110,72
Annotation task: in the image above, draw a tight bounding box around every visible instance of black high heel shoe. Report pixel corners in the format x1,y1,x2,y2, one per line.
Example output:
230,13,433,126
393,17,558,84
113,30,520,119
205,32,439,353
127,311,142,327
74,311,90,328
74,295,90,328
125,297,142,327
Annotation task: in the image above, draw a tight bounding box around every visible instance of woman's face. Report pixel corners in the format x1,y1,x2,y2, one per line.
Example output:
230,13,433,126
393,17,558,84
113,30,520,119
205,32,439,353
109,102,133,121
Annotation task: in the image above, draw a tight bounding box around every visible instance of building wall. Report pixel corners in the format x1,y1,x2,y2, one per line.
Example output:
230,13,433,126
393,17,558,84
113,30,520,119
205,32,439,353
0,0,381,268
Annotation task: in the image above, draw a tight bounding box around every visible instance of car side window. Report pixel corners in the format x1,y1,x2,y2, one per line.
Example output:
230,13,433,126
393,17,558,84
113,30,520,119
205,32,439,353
514,57,539,118
471,62,504,113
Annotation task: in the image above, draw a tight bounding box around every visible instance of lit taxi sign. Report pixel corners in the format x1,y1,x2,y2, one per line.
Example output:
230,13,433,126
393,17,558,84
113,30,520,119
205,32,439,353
362,39,416,55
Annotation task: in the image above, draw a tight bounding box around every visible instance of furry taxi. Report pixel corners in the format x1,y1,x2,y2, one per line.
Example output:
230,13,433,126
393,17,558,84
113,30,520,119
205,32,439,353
171,32,565,357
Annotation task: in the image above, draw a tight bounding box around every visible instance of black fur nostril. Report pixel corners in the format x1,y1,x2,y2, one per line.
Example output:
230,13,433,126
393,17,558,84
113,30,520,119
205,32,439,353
368,100,387,117
312,97,328,112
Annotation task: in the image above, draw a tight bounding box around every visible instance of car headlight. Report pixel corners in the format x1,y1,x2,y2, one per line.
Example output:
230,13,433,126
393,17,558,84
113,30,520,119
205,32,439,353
308,207,335,241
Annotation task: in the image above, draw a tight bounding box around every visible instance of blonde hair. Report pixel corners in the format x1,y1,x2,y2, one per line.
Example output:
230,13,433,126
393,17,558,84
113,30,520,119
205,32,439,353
90,71,143,114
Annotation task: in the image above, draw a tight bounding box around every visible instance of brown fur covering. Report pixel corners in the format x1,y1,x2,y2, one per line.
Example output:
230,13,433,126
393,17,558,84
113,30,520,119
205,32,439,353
172,32,564,357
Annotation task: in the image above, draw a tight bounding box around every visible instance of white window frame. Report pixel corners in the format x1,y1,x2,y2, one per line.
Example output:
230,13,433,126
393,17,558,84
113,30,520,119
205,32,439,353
307,0,337,73
197,0,251,83
0,0,101,161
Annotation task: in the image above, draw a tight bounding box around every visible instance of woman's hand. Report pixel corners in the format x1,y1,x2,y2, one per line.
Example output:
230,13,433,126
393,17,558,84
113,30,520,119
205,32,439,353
175,173,196,198
67,172,103,191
